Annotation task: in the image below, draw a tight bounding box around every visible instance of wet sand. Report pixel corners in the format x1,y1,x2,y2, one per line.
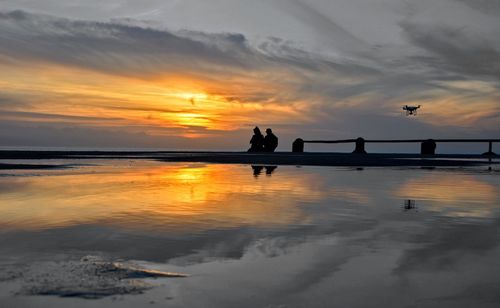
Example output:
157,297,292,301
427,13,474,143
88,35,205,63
1,256,187,299
0,150,497,168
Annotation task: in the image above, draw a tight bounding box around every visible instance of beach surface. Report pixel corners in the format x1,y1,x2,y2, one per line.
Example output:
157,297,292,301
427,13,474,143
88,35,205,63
1,161,499,308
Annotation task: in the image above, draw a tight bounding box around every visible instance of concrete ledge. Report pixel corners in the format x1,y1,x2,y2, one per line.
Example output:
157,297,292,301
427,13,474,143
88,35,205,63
0,151,498,167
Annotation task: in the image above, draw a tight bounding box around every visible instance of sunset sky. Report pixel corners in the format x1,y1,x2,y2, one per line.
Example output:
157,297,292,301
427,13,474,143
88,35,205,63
0,0,499,150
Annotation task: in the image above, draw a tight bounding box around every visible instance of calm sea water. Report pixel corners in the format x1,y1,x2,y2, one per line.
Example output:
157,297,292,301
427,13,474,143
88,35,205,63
0,160,499,307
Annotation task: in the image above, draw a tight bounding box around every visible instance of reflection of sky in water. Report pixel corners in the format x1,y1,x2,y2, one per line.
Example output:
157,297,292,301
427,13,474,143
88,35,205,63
0,162,499,307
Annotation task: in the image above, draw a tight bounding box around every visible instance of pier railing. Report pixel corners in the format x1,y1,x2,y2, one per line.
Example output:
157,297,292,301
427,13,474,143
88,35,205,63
292,138,499,155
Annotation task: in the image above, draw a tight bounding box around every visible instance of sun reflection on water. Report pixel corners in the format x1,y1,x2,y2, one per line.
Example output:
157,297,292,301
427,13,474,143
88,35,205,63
0,163,325,232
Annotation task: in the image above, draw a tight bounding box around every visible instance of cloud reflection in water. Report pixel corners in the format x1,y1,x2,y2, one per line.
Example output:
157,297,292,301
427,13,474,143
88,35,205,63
0,163,499,307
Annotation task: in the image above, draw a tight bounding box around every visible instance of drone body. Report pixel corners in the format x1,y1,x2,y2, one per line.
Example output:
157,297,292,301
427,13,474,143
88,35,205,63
403,105,421,116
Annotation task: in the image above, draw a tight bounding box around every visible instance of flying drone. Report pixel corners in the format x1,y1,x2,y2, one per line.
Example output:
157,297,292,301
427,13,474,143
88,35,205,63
402,105,421,116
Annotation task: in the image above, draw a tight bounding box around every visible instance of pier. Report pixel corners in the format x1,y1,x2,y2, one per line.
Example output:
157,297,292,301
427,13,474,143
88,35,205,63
292,138,499,155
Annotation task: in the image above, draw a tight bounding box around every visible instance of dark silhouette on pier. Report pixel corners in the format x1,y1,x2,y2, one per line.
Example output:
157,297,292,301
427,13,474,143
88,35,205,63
421,139,436,155
294,137,498,156
264,128,278,152
352,137,367,154
248,127,278,152
248,127,264,152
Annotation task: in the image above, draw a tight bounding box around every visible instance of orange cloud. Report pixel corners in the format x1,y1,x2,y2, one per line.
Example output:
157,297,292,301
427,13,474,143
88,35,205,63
0,61,307,135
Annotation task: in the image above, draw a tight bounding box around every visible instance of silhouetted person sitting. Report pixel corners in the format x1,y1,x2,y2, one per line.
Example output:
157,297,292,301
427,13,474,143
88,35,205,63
263,128,278,152
248,126,264,152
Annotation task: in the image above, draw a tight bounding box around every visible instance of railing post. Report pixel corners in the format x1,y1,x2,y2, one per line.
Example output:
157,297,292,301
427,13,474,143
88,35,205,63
482,141,496,156
421,139,436,155
292,138,304,152
352,137,367,154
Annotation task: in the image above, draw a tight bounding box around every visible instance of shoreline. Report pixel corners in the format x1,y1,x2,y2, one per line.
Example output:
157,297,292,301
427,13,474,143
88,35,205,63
0,150,498,168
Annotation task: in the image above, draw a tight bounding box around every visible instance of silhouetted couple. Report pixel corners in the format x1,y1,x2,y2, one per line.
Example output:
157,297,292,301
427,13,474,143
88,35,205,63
248,126,278,152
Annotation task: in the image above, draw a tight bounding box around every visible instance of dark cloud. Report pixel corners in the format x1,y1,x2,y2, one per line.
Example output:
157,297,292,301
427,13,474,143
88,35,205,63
274,0,368,53
0,10,255,77
1,9,497,102
455,0,500,14
0,120,199,149
0,118,263,150
0,93,32,109
0,9,384,106
0,110,124,122
0,10,370,80
430,282,500,304
400,21,500,80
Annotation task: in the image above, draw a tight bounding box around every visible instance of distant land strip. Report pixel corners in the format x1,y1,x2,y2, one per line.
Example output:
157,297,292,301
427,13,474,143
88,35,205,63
0,163,70,170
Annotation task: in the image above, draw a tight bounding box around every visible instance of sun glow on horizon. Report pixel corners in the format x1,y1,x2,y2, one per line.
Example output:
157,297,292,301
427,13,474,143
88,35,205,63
0,61,313,138
1,55,498,149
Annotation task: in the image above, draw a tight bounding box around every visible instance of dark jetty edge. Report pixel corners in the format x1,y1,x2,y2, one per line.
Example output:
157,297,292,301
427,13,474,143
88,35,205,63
0,163,71,170
0,150,498,168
